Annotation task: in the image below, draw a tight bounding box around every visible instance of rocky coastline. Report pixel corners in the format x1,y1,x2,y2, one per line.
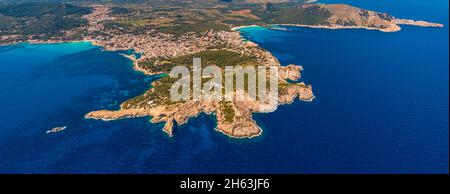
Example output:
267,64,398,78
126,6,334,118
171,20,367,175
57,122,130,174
1,3,442,138
84,30,315,138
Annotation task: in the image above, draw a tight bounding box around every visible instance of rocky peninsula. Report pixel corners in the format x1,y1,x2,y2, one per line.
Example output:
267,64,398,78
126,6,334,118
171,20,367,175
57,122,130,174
0,2,443,138
85,29,315,138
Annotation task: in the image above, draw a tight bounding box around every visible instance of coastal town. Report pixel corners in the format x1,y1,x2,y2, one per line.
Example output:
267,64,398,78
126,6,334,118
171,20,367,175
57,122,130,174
84,12,315,138
91,30,258,60
0,1,444,138
1,2,444,46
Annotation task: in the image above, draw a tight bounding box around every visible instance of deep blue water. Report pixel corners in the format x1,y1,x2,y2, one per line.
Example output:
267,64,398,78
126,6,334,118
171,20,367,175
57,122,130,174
0,1,448,173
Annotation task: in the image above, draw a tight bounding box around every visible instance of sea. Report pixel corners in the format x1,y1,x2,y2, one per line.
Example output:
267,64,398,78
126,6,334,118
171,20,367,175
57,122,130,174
0,0,448,173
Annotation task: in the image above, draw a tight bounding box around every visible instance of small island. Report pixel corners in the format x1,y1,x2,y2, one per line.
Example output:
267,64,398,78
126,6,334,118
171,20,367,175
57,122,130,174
46,126,67,134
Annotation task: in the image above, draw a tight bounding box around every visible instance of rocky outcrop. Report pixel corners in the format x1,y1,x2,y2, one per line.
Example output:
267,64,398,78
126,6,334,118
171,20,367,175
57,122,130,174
85,108,149,121
395,19,444,28
280,64,303,81
279,83,314,104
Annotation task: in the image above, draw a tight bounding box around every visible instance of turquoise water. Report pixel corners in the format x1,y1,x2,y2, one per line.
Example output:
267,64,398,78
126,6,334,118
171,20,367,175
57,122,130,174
0,1,448,173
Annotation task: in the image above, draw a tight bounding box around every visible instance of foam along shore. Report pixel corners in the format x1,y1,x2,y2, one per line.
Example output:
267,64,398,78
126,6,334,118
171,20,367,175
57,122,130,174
232,19,443,33
231,25,262,31
267,26,290,31
234,24,401,32
272,24,402,32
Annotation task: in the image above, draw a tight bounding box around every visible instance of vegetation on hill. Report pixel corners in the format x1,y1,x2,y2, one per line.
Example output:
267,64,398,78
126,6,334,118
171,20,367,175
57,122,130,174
126,50,259,106
253,4,332,25
0,3,91,35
